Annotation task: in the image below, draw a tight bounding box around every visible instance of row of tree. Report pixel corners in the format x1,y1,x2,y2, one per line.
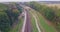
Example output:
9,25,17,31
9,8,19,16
0,3,22,32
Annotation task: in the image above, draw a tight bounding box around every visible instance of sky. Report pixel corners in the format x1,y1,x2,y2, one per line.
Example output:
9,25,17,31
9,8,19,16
0,0,60,2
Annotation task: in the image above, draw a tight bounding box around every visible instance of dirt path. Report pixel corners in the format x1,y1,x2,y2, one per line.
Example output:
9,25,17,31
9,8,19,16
22,8,31,32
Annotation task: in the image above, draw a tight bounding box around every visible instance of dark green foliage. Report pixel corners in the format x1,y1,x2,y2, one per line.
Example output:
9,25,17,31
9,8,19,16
12,9,20,19
0,3,22,32
0,12,10,32
44,8,55,21
16,4,22,13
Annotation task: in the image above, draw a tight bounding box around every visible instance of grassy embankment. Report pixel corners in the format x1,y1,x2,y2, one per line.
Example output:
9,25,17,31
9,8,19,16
29,11,38,32
30,8,57,32
9,17,23,32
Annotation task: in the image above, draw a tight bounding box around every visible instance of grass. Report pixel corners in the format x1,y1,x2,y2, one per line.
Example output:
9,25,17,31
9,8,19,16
9,18,23,32
36,11,57,32
29,9,57,32
56,23,60,32
29,11,38,32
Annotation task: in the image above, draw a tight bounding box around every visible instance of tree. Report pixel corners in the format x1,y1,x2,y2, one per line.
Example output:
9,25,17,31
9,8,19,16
12,9,20,19
0,12,10,32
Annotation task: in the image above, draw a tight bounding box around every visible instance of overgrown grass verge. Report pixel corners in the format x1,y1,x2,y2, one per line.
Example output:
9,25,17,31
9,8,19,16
36,11,57,32
9,18,23,32
29,11,38,32
29,8,57,32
